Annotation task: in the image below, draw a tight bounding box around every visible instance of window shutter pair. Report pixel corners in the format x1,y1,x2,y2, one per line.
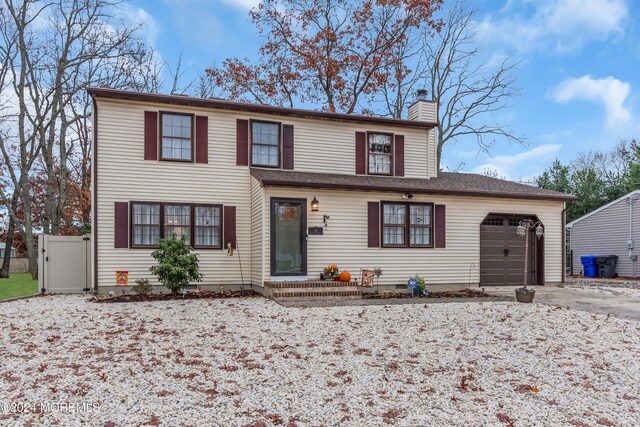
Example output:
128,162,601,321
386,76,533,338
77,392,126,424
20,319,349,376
366,202,445,248
355,132,404,176
236,119,294,169
114,202,237,249
144,111,208,163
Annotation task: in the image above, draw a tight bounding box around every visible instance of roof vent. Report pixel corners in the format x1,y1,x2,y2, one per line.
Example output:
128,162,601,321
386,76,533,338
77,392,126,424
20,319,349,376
416,89,428,101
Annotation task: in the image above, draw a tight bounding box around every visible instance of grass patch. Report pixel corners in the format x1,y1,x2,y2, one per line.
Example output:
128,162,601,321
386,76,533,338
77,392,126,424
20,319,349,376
0,273,38,301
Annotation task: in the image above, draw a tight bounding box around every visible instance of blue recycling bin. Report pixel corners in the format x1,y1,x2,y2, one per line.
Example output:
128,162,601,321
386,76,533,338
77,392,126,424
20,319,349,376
580,255,598,278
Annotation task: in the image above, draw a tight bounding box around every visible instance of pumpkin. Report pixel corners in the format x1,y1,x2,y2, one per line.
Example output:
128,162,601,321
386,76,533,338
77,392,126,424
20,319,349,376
330,264,337,270
339,271,351,282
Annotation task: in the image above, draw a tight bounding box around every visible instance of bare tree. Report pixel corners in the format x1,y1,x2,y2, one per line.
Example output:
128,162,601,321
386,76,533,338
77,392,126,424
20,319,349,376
0,0,53,279
422,2,524,170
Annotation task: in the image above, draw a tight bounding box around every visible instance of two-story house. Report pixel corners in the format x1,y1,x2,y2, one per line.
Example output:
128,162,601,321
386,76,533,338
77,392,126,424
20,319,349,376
88,87,576,296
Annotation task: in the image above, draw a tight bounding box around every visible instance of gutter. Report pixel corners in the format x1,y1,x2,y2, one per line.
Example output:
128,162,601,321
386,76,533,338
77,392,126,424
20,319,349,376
91,94,98,293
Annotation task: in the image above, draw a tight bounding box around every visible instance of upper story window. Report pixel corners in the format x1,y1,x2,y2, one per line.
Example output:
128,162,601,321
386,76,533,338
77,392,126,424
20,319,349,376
252,121,280,167
382,202,432,248
368,133,392,175
161,113,193,161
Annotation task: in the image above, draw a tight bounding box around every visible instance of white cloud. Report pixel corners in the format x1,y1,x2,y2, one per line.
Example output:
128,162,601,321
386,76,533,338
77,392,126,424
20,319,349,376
219,0,260,11
477,0,627,53
118,5,160,47
472,144,562,181
551,75,632,129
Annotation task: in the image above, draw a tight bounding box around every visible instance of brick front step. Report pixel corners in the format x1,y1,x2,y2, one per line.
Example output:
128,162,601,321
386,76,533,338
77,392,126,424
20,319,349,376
264,280,358,289
271,288,362,300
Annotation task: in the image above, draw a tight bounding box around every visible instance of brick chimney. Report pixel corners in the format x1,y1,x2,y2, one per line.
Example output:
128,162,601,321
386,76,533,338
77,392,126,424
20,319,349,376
408,89,437,123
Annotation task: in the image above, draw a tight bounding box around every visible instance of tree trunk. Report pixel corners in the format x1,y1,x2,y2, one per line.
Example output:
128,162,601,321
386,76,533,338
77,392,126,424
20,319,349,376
0,196,18,279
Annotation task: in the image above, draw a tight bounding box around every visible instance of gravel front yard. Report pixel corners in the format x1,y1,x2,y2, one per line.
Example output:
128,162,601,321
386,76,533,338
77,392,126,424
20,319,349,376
1,296,639,426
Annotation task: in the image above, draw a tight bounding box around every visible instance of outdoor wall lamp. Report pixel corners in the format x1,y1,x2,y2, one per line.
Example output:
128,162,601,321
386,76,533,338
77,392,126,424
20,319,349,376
403,192,415,200
516,219,544,290
516,219,544,240
311,197,320,211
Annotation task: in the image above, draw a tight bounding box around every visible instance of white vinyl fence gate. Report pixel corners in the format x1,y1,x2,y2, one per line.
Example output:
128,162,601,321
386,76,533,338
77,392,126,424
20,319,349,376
38,235,92,294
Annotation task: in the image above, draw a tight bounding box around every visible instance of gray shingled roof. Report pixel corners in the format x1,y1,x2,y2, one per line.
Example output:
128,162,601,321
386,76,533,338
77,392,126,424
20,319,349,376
250,168,577,201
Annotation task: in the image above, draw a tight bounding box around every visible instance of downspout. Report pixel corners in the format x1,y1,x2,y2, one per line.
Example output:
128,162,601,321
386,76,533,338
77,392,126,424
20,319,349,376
91,94,99,293
561,201,573,284
626,195,639,277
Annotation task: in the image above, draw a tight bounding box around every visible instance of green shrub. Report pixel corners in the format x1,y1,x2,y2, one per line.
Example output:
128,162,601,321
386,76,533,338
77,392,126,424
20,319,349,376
149,235,203,294
132,278,153,295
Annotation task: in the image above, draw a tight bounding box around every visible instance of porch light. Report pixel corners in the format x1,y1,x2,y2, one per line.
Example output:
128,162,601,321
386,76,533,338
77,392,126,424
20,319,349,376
535,224,544,240
516,223,526,237
311,197,320,211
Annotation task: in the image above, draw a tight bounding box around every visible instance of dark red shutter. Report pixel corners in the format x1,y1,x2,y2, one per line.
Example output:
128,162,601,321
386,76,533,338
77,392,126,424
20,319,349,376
195,115,208,164
223,206,237,249
355,131,366,175
367,202,380,248
394,134,404,177
435,204,446,248
144,111,158,160
236,119,249,166
283,124,294,170
114,202,129,248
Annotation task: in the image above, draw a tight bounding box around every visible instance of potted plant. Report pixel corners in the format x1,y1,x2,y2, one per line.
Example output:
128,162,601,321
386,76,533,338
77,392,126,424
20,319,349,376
515,286,535,303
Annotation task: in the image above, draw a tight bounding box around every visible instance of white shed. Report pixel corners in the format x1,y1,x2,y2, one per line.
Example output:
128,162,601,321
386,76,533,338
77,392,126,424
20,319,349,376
567,190,640,277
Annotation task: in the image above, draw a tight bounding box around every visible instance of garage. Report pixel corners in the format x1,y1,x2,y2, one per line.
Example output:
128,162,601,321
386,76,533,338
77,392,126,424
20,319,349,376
480,214,544,286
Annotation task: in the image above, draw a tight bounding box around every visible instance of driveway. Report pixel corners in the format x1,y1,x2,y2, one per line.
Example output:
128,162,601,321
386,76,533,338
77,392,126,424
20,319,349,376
484,281,640,321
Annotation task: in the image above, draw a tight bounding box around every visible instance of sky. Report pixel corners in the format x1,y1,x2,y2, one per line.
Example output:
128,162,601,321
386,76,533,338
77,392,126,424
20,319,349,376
122,0,640,182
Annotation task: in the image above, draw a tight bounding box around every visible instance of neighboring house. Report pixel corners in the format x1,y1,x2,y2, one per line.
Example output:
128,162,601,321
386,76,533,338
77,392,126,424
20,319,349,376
567,189,640,277
88,87,576,294
0,242,17,259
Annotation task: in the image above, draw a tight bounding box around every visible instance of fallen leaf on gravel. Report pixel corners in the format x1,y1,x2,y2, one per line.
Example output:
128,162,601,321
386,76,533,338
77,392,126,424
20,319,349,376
597,418,614,426
496,413,514,426
515,384,533,393
568,419,591,427
204,389,218,395
530,386,539,393
145,415,161,426
378,408,405,419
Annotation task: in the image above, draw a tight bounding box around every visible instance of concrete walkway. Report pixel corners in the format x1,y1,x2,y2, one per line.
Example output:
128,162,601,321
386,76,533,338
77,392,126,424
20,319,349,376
484,285,640,321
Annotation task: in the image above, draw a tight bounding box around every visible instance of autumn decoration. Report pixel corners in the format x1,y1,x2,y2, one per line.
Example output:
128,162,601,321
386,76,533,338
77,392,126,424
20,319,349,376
339,271,351,282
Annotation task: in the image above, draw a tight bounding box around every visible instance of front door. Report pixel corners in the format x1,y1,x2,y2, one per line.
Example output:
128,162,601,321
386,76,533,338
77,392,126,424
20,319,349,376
271,198,307,276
